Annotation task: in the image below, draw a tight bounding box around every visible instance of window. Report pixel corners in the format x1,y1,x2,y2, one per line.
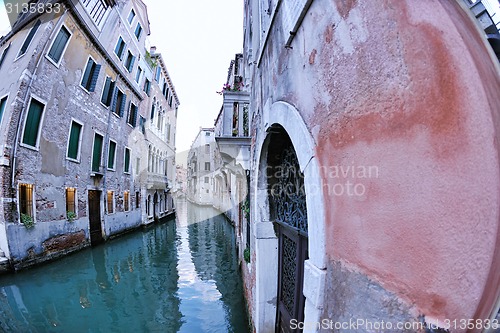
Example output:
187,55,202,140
135,191,140,209
139,116,146,134
166,123,171,142
66,187,76,214
107,140,117,170
150,100,155,121
135,66,142,83
107,191,114,214
19,184,34,218
47,25,71,64
143,78,151,96
81,57,101,92
205,177,209,184
162,82,168,97
114,37,126,60
17,20,41,58
205,131,210,136
22,98,45,148
205,162,210,171
124,147,131,173
67,121,83,161
136,157,140,175
169,95,173,108
205,144,210,154
0,43,11,70
101,76,116,107
134,23,142,40
92,133,103,172
112,89,126,117
124,51,135,72
128,103,137,127
127,9,135,24
124,191,130,212
0,95,7,124
155,66,161,82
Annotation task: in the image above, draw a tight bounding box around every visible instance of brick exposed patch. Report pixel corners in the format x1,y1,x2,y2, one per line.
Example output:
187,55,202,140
42,230,86,255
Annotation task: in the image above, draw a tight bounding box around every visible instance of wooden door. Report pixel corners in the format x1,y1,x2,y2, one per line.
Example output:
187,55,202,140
88,190,103,245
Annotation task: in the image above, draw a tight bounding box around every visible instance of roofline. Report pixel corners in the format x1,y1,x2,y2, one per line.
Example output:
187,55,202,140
152,53,180,105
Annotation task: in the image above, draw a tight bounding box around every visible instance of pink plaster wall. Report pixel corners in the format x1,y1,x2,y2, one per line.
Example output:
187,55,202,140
309,0,500,323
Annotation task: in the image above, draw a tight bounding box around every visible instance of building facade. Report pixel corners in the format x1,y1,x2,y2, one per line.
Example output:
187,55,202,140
0,0,178,270
186,128,217,205
239,0,500,332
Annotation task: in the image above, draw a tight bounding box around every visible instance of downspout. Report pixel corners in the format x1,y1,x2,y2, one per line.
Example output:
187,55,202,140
10,10,69,190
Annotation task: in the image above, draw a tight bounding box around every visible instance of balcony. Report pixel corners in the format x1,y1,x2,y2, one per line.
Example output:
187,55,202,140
215,90,251,169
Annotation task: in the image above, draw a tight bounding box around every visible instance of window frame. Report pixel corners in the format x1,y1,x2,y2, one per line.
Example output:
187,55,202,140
124,190,130,212
134,22,142,40
205,162,210,171
100,75,116,108
112,87,126,117
66,118,84,162
106,190,115,214
91,131,105,173
15,19,41,60
127,102,137,127
0,94,9,127
127,9,136,25
114,36,126,61
124,50,135,73
45,23,72,67
80,55,101,93
18,183,35,221
135,66,142,83
65,187,78,216
107,139,117,171
124,147,131,174
20,95,46,151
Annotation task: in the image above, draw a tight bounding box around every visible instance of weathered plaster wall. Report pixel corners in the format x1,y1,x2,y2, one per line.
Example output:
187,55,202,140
249,0,500,328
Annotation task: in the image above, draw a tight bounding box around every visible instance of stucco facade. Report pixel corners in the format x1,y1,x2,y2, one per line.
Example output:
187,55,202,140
240,0,500,332
0,0,178,270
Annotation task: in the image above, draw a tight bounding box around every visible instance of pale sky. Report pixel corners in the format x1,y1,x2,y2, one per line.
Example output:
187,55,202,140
0,0,244,161
145,0,244,156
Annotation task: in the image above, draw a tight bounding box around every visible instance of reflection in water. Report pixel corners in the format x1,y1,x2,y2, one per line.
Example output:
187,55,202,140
0,198,248,333
175,199,249,333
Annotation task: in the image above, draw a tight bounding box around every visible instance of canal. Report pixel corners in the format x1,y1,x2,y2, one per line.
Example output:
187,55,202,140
0,199,249,332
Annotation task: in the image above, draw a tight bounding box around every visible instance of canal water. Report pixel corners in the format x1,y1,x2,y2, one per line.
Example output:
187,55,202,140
0,199,249,333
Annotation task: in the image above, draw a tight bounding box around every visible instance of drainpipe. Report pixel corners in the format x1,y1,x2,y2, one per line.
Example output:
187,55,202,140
10,10,69,190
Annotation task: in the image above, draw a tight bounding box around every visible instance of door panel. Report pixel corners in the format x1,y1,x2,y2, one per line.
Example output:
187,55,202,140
88,190,103,245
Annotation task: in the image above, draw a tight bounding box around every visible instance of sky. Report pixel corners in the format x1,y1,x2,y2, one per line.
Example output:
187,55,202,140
0,0,244,162
145,0,244,156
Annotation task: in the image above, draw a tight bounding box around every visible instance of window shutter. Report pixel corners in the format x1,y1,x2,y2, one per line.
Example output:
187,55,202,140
129,56,135,72
67,122,82,159
81,58,94,88
19,20,41,56
88,64,101,92
22,99,43,147
101,77,111,105
92,134,103,172
48,26,70,63
110,87,118,113
114,37,123,56
0,43,11,70
124,149,130,173
133,105,138,127
119,94,127,117
0,97,7,124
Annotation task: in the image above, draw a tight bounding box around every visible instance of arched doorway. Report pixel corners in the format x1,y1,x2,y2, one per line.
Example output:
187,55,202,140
267,126,308,332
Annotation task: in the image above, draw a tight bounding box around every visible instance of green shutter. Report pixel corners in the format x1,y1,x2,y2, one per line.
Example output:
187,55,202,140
18,20,41,56
48,26,70,63
0,96,7,124
88,64,101,92
119,93,126,117
22,99,44,147
124,148,130,173
101,77,111,105
92,134,103,172
81,58,94,89
108,141,116,170
67,122,82,159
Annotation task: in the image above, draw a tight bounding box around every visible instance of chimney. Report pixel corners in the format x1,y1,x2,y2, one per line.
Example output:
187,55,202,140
150,46,156,54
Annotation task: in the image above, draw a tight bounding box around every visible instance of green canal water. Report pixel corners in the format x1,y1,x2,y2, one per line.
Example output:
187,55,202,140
0,200,249,332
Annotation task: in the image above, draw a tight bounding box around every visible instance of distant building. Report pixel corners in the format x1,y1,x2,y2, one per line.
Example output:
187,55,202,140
0,0,178,270
186,128,216,205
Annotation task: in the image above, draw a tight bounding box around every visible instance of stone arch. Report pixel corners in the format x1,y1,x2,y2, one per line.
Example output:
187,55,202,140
253,101,326,332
